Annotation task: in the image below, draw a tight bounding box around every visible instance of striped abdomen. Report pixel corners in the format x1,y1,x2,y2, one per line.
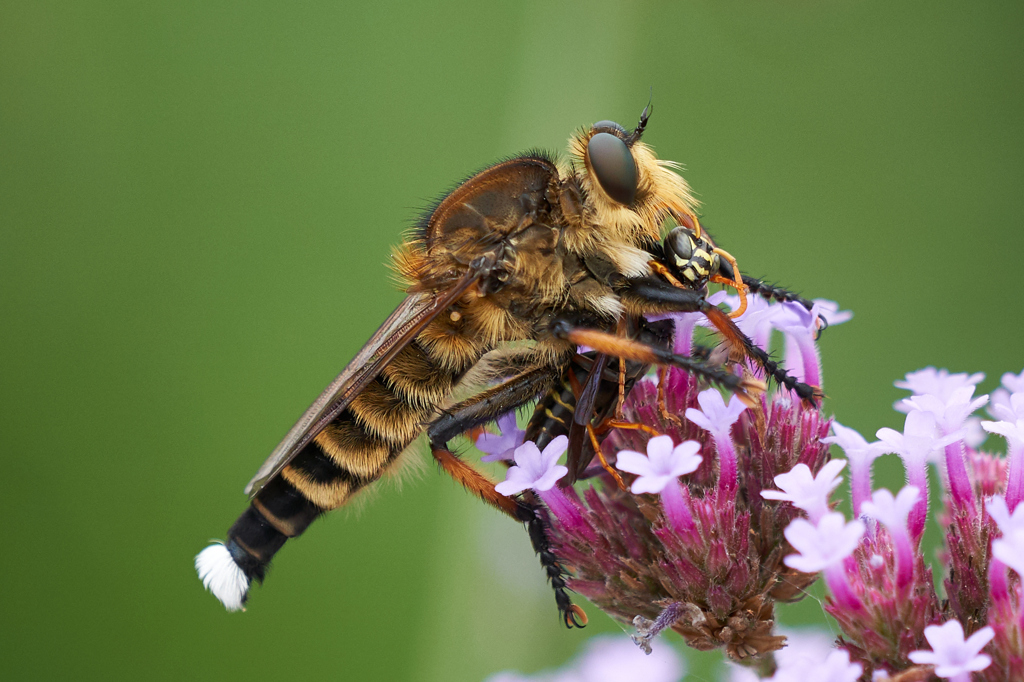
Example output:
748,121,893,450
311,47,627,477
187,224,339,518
525,353,644,448
524,319,672,474
220,335,480,601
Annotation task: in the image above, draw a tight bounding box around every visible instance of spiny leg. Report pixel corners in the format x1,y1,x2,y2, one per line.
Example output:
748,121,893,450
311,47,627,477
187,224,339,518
425,365,587,628
549,319,764,406
715,256,819,316
737,275,827,339
617,276,819,403
700,304,821,403
521,490,588,628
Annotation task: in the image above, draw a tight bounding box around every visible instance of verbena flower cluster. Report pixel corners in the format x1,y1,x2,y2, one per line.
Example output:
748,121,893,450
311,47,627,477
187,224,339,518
478,294,1024,681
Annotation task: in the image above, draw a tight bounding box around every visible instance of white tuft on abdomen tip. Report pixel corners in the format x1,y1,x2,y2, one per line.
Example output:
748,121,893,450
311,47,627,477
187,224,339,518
195,543,249,612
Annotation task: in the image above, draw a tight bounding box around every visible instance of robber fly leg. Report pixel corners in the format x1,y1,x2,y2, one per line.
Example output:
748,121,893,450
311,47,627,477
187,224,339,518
616,277,820,404
549,318,764,407
427,365,558,519
519,490,588,628
714,257,817,313
425,364,587,628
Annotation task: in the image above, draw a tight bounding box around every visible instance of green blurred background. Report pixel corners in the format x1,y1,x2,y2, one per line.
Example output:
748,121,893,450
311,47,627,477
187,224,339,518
2,1,1022,680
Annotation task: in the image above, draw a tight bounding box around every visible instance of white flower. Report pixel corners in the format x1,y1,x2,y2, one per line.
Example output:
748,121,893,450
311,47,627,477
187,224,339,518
783,512,865,573
494,437,568,496
860,486,920,534
761,460,846,522
616,435,702,495
908,620,993,678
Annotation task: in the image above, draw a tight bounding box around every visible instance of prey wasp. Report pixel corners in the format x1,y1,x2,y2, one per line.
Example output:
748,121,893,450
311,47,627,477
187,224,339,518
196,106,820,627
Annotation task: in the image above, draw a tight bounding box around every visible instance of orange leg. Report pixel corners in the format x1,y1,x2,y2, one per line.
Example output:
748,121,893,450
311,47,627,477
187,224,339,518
648,260,687,289
710,246,749,318
656,366,682,426
615,317,628,419
587,425,628,492
597,418,661,439
431,446,521,519
555,325,763,406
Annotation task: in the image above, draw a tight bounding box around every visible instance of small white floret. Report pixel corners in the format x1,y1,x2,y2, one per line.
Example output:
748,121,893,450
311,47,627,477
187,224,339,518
195,543,249,612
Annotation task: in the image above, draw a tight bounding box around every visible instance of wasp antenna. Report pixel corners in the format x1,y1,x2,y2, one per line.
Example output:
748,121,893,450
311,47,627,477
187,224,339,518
195,542,250,612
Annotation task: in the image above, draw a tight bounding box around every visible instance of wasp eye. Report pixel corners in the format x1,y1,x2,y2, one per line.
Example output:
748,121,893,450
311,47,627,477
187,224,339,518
587,132,637,206
664,226,695,265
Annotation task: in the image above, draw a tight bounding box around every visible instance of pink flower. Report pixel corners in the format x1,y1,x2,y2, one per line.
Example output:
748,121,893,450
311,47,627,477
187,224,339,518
484,634,685,682
771,302,824,388
784,512,865,573
821,421,886,515
860,486,919,533
761,460,846,523
908,620,994,680
685,389,747,440
894,367,985,408
616,435,702,495
989,496,1024,578
860,486,920,588
686,389,746,496
987,494,1024,535
900,386,989,435
981,394,1024,446
476,412,525,462
495,437,568,495
990,369,1024,418
876,410,964,537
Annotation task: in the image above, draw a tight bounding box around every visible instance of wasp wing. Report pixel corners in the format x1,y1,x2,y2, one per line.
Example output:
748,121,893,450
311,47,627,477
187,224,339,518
244,270,483,497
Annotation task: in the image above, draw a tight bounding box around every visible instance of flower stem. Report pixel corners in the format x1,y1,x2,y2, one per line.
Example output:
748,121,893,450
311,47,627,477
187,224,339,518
659,480,695,534
794,333,822,389
943,440,976,514
714,434,738,498
989,556,1009,604
905,457,929,541
889,526,915,590
1006,442,1024,512
849,458,873,517
537,486,596,543
824,562,862,612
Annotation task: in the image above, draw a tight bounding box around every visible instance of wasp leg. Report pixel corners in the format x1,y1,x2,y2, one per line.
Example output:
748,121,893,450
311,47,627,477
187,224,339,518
586,424,628,491
709,246,749,318
619,277,821,403
655,366,683,426
549,319,764,407
425,365,587,629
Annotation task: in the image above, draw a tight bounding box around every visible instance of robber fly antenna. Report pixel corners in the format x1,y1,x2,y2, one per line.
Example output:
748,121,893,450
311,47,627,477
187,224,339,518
626,90,653,145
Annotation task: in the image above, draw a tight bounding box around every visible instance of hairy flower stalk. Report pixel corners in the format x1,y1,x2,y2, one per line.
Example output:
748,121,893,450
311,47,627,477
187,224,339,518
490,298,846,669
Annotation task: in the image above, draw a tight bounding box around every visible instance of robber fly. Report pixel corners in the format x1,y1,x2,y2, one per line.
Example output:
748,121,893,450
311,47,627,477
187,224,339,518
195,107,819,627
